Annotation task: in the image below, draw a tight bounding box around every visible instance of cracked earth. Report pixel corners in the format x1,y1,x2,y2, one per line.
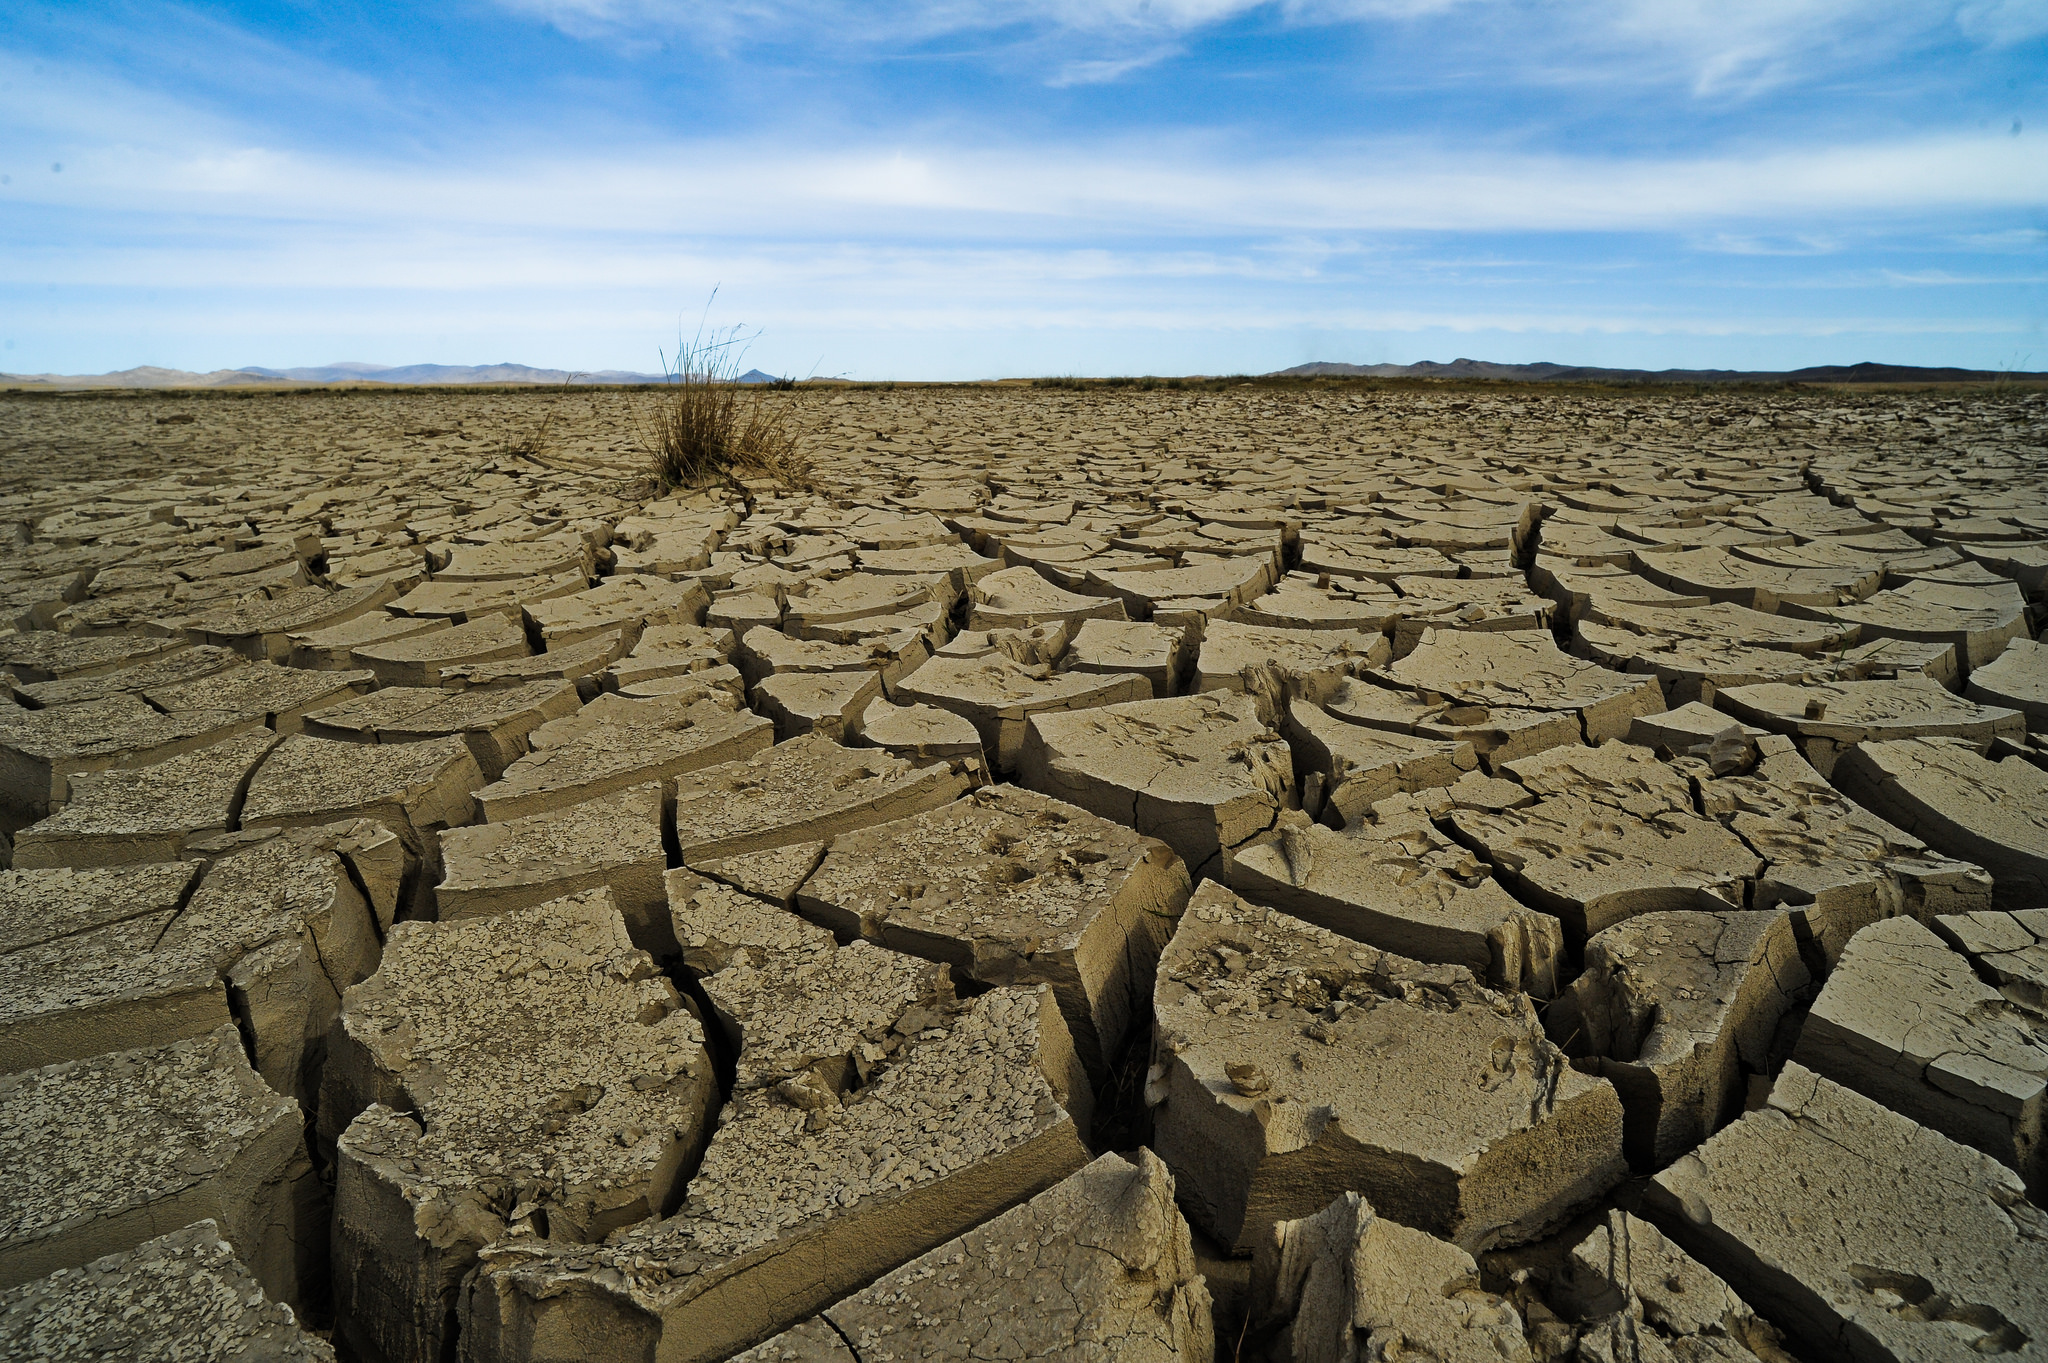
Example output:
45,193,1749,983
1,382,2045,1363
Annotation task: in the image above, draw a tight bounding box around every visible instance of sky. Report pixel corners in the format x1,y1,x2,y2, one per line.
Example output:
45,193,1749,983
2,1,2046,379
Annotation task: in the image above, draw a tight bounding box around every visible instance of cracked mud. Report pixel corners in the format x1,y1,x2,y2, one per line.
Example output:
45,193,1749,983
1,382,2045,1362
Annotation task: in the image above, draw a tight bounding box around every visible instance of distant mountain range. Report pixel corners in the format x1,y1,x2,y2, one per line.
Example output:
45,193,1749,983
1271,359,2048,384
6,356,2037,390
0,362,790,389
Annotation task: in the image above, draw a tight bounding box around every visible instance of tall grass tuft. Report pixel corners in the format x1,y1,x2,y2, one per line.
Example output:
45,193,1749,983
639,316,810,491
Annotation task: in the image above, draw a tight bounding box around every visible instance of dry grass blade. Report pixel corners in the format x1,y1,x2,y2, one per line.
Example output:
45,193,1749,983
639,319,811,492
502,377,579,459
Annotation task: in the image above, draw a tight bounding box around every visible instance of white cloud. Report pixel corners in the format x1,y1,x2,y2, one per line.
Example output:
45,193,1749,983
1047,48,1183,86
1955,0,2048,43
489,0,2048,95
10,124,2041,240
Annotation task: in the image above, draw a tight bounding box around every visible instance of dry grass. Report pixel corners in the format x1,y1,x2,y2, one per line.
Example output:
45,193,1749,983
638,321,810,491
500,381,577,459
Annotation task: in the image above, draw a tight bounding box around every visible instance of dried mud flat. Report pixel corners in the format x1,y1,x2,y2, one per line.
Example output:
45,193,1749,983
1,382,2046,1363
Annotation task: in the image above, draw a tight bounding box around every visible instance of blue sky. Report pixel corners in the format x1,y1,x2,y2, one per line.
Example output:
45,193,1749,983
2,1,2045,378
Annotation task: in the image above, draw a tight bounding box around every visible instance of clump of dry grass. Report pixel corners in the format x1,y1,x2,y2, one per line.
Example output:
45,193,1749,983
639,319,810,491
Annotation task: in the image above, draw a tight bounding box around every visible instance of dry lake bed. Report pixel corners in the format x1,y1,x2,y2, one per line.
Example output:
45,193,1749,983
1,381,2045,1363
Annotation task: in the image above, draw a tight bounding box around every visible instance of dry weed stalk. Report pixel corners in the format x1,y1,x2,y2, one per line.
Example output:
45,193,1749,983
639,319,810,491
501,377,580,459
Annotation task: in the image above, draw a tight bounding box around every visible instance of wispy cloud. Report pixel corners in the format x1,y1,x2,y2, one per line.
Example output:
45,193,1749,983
1047,47,1182,86
1693,233,1844,256
491,0,2048,95
3,0,2041,374
6,46,2044,237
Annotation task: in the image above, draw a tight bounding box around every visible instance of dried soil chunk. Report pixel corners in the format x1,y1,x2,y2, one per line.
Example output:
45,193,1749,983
476,693,772,822
1832,737,2048,911
438,781,667,946
1323,676,1579,772
1576,621,1922,708
10,728,281,868
1632,545,1881,611
1287,698,1477,826
242,734,479,906
186,580,400,661
670,732,974,865
855,697,987,764
1298,541,1458,584
617,663,747,702
1194,621,1390,703
896,653,1151,772
692,842,827,908
1448,788,1759,942
524,574,709,650
301,684,449,740
439,631,625,690
1550,909,1810,1170
0,1219,334,1363
0,1027,321,1313
740,1150,1212,1363
1250,1191,1536,1363
784,571,956,633
1627,701,1763,771
0,860,200,956
1968,637,2048,731
0,693,261,814
1018,691,1295,882
387,570,586,627
327,889,716,1363
1088,557,1276,617
1934,908,2048,1017
1785,579,2028,674
1537,562,1710,620
375,679,583,780
13,642,247,708
1151,882,1625,1255
798,785,1194,1079
0,861,211,1073
1561,1211,1792,1363
1238,577,1401,633
1226,809,1564,996
1714,677,2022,777
1062,617,1192,695
287,610,448,670
753,669,886,743
853,541,1002,591
605,622,736,691
966,560,1130,630
1644,1063,2048,1363
1382,628,1665,744
1696,743,1993,962
1585,599,1860,656
464,909,1092,1363
437,534,593,582
1794,915,2047,1195
353,611,531,687
739,624,924,694
146,661,375,735
0,631,187,683
1386,575,1556,655
706,590,784,634
0,820,404,1105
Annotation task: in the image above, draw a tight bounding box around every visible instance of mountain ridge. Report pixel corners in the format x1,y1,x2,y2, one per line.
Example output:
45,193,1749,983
0,361,790,389
1271,358,2048,383
6,358,2041,389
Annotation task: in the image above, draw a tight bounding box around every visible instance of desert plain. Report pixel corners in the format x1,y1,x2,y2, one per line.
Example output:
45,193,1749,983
0,379,2045,1363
